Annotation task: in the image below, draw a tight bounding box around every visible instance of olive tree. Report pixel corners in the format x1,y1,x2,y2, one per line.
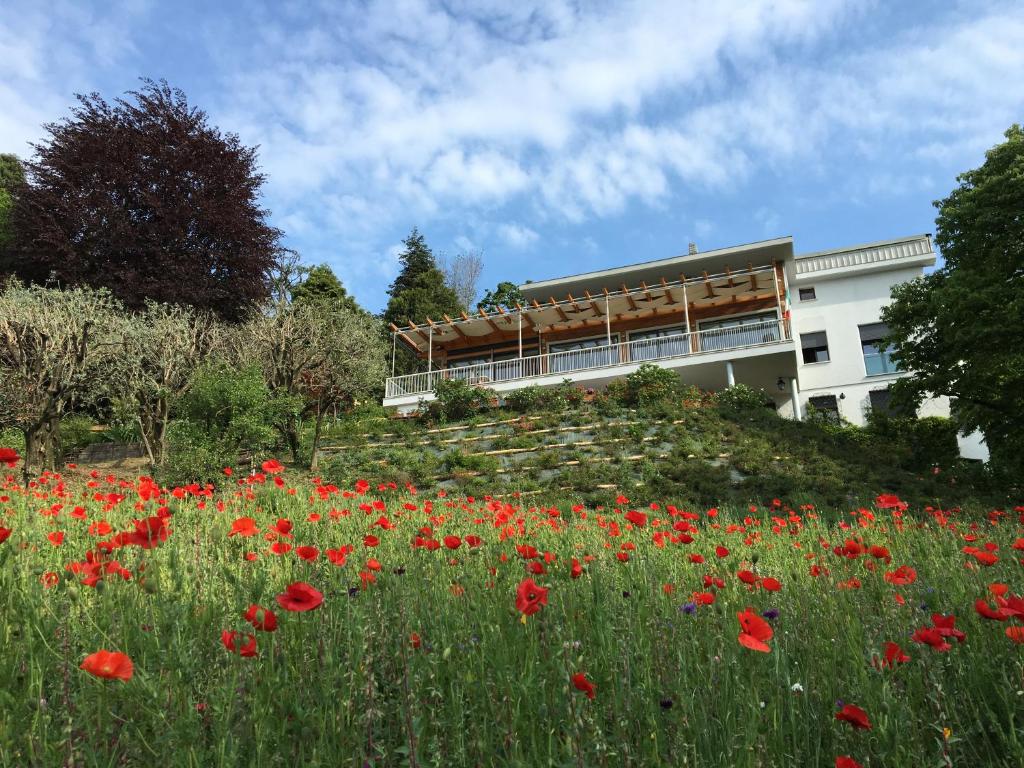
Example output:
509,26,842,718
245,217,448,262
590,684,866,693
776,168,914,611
109,301,223,467
0,281,122,480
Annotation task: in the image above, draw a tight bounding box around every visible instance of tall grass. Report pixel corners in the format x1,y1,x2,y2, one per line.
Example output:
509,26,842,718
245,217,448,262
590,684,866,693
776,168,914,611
1,468,1022,767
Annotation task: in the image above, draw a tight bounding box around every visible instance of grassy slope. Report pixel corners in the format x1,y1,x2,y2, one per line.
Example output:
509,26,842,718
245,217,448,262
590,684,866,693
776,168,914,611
314,401,1005,513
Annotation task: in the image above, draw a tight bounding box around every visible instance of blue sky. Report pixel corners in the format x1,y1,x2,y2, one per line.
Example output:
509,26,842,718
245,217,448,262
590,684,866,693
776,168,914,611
2,1,1022,313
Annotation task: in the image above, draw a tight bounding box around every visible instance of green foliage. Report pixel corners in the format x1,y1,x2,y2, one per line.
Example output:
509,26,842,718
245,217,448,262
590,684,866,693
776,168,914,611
865,412,960,471
715,383,773,413
0,154,25,251
477,281,524,312
163,365,301,484
60,415,106,455
502,381,586,413
882,125,1024,477
291,263,365,315
427,378,496,422
383,228,464,332
623,364,680,406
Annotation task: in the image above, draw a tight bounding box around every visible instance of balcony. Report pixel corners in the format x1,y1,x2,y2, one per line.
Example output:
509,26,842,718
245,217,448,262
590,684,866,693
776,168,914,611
384,318,790,402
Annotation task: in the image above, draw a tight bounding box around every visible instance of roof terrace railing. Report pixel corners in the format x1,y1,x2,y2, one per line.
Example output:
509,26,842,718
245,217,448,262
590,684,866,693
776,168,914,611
385,318,788,400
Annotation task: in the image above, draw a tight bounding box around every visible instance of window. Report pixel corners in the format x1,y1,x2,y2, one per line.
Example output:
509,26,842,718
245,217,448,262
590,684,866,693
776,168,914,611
800,331,830,364
699,311,779,351
859,323,900,375
868,388,894,416
798,287,816,301
808,394,840,423
548,335,619,373
629,326,688,361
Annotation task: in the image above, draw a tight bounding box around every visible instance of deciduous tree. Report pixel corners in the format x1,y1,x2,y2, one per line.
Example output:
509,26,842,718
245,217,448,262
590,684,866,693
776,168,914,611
2,79,282,321
0,281,121,480
883,125,1024,475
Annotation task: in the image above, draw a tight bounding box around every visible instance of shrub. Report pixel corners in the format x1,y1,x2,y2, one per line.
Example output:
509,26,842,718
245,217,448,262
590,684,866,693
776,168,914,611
60,414,106,455
624,364,680,406
429,378,496,422
503,385,544,413
162,365,299,484
716,384,773,413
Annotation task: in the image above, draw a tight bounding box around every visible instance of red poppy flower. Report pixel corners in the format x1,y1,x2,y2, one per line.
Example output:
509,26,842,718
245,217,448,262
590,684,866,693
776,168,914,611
836,757,863,768
624,510,647,527
760,577,782,592
80,650,134,681
47,531,65,546
229,517,259,537
0,526,12,544
912,627,951,652
737,607,773,652
244,604,278,632
931,614,966,643
364,534,380,548
715,545,730,558
276,581,324,612
410,632,422,649
0,447,20,467
884,565,917,585
570,558,583,579
295,545,319,562
874,494,906,510
1006,626,1024,644
221,630,258,657
835,704,871,730
975,598,1010,621
326,548,348,566
261,459,284,474
737,570,759,585
874,641,910,669
444,535,462,550
516,578,549,616
572,672,596,699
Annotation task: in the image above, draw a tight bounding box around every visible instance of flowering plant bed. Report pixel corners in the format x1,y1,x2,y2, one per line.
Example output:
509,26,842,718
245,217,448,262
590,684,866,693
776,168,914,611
1,452,1023,766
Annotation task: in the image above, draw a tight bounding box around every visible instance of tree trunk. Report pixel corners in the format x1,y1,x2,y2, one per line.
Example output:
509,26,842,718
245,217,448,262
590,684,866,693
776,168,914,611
310,400,325,472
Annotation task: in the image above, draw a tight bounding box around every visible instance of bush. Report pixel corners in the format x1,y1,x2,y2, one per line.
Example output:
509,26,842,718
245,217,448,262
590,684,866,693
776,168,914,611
625,364,680,406
865,411,960,470
60,414,106,455
429,378,496,422
503,385,544,413
162,365,300,484
716,384,773,413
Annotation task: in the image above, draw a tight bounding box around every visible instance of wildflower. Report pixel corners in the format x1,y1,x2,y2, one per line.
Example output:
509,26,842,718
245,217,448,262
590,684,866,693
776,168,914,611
835,704,871,730
515,578,548,616
244,604,278,632
0,447,21,467
737,607,773,653
276,582,324,612
572,672,596,700
221,630,258,657
80,650,134,681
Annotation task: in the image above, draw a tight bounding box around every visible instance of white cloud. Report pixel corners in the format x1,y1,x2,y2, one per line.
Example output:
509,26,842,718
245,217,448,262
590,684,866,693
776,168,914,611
2,0,1024,309
497,222,539,249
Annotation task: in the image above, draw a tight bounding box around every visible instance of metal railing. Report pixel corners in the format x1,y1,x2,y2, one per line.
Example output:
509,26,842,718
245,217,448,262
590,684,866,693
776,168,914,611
384,319,789,399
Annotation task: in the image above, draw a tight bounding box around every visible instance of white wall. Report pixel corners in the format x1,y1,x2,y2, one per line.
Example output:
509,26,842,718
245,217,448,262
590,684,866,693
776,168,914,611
789,263,989,461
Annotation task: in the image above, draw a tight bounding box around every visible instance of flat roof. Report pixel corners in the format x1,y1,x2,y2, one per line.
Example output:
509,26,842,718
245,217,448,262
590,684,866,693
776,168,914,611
795,233,932,260
518,236,793,297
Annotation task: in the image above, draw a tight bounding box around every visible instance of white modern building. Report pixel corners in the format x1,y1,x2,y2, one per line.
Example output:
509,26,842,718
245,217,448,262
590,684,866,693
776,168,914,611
383,234,988,461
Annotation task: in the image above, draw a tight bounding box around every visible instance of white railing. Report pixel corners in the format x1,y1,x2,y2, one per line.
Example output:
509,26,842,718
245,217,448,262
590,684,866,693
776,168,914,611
384,319,789,399
795,237,933,276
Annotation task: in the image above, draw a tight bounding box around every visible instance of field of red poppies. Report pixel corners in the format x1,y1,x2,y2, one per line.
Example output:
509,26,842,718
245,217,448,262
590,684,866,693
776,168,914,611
2,449,1024,767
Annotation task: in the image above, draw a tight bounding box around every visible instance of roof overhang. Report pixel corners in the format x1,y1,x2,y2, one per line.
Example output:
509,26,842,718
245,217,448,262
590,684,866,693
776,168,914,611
389,261,786,357
518,236,793,301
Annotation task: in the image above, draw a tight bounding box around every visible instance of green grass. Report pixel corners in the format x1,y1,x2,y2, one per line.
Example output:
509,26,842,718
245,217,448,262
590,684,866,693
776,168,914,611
1,466,1023,767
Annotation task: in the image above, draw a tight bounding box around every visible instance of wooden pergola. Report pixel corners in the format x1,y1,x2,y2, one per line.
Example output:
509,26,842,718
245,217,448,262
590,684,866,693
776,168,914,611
388,262,788,373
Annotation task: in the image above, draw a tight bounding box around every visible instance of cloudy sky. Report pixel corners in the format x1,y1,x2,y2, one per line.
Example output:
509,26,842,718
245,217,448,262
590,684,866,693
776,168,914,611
2,0,1022,312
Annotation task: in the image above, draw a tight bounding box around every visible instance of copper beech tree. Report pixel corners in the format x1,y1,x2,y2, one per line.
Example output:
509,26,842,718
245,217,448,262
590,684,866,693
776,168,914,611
1,79,282,321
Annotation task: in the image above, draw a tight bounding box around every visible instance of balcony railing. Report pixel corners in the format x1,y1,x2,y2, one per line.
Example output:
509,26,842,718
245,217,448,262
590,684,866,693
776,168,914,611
384,319,789,400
